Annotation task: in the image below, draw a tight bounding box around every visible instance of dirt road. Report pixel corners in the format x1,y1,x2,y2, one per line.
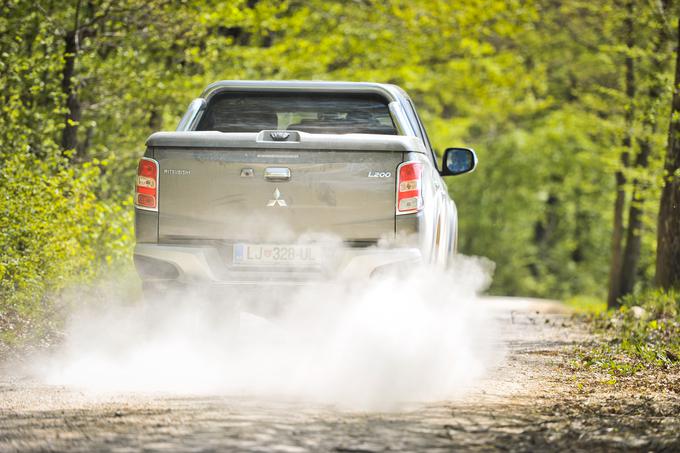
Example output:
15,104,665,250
1,298,678,452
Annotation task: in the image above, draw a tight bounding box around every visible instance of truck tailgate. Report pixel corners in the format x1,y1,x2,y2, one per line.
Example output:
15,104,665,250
155,148,401,242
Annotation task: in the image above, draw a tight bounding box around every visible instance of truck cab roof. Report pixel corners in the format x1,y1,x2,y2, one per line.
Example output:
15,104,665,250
175,80,426,144
199,80,411,104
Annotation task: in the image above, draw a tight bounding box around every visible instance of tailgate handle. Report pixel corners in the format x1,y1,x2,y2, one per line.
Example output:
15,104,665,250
264,167,291,181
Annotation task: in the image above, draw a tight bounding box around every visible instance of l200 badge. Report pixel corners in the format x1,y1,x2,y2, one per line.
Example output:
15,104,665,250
368,171,392,178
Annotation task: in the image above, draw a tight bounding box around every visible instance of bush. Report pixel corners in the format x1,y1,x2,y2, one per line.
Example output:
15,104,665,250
614,289,680,365
574,289,680,377
0,150,133,343
621,289,679,319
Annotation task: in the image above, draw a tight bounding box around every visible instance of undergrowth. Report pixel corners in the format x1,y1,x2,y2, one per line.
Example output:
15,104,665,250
571,289,680,382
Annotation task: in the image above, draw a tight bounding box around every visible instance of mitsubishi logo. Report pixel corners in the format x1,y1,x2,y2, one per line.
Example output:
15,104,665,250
267,188,287,207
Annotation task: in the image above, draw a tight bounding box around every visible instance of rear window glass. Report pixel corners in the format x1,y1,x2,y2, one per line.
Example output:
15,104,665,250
196,92,397,135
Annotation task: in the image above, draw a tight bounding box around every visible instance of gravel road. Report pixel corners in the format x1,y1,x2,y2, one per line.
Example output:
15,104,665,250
0,297,677,452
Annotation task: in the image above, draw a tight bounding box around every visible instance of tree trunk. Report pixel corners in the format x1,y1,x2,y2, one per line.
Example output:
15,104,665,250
77,124,94,158
608,166,628,307
619,5,670,297
656,17,680,289
149,108,163,130
60,31,80,156
619,139,651,295
571,188,585,263
607,0,635,308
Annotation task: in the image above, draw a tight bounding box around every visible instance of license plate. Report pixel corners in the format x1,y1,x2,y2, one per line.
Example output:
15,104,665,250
233,243,320,266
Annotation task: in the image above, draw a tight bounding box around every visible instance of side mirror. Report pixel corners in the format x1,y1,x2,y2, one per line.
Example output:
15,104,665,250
440,147,477,176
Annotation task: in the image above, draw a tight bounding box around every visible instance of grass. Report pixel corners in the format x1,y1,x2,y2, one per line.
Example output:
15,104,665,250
564,295,607,315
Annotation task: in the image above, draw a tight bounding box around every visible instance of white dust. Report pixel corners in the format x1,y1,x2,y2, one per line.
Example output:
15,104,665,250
34,255,503,410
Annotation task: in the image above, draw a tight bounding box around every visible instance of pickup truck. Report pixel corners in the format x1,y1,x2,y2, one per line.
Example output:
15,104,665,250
134,81,476,303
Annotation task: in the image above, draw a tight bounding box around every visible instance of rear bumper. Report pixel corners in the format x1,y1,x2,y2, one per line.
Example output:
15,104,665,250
134,243,422,287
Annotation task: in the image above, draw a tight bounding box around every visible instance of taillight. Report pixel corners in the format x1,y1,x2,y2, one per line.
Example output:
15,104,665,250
396,161,423,214
135,157,158,211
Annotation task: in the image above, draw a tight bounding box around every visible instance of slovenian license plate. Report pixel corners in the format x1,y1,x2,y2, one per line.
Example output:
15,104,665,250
232,243,320,266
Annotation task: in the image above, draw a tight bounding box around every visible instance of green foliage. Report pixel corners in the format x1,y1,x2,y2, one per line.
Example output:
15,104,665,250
0,1,136,339
452,107,619,298
0,150,133,338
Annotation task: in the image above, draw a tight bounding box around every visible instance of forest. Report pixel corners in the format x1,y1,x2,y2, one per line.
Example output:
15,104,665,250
1,0,680,334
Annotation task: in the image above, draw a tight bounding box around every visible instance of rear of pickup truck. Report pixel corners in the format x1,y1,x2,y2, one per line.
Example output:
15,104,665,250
134,131,427,292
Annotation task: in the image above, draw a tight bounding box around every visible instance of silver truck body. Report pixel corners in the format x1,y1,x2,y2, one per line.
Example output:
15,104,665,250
134,81,474,296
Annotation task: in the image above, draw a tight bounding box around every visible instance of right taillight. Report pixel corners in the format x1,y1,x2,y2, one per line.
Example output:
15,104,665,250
135,157,158,211
396,161,423,215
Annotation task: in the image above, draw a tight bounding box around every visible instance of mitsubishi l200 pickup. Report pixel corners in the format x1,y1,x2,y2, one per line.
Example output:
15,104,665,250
134,81,477,301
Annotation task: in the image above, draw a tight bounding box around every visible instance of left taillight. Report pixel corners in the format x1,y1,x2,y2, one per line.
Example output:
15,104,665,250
396,161,423,215
135,157,158,211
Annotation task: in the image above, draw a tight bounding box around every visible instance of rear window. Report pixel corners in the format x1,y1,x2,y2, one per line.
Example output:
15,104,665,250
196,92,397,135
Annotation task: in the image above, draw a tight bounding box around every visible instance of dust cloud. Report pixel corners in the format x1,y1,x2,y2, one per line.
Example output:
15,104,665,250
34,255,503,410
